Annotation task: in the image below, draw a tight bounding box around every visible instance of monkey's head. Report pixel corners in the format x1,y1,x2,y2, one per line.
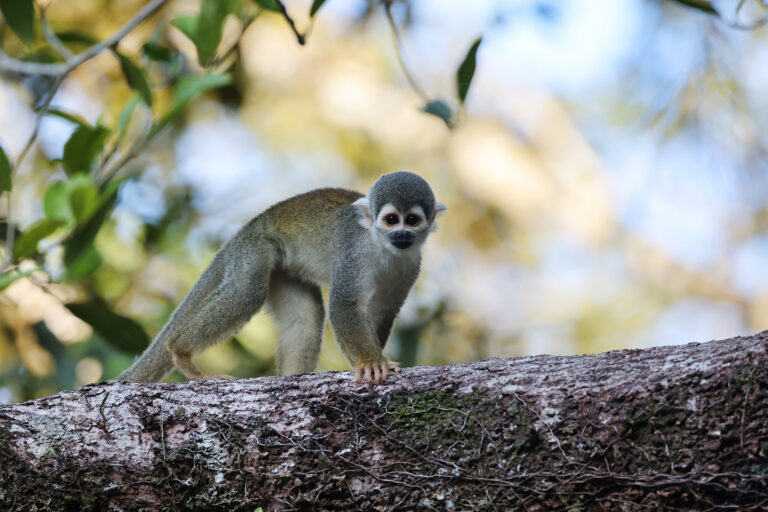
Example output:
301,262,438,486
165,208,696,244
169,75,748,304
354,171,447,254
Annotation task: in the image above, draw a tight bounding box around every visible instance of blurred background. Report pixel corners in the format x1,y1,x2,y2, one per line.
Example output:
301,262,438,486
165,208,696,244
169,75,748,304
1,0,767,403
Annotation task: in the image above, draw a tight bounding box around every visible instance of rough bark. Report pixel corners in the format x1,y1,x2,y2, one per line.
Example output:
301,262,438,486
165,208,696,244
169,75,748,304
1,332,766,511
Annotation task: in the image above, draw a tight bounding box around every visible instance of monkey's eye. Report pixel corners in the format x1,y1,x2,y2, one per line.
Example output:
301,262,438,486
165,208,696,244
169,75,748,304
384,214,400,226
405,214,421,226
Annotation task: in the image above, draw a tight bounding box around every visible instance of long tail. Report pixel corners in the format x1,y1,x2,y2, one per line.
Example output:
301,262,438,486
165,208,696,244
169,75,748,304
118,333,174,382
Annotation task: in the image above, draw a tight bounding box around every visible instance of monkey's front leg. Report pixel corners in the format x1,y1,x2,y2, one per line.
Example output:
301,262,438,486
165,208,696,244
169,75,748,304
328,296,399,385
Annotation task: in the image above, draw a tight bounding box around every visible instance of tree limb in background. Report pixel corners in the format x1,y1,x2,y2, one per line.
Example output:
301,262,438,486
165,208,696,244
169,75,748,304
0,0,169,76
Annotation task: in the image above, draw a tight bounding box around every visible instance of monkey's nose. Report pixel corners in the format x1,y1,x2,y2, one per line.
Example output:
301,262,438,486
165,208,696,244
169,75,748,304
388,230,414,249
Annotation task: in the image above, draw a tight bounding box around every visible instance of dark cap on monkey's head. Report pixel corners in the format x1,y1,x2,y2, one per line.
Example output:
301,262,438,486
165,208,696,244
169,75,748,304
368,171,437,219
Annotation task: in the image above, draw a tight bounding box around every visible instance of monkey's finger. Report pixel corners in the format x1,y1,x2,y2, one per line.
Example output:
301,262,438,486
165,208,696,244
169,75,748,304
355,367,364,384
373,364,383,383
388,362,401,373
364,365,373,384
380,363,389,382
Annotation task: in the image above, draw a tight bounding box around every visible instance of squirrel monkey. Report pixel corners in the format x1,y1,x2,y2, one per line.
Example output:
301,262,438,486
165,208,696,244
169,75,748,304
119,171,447,385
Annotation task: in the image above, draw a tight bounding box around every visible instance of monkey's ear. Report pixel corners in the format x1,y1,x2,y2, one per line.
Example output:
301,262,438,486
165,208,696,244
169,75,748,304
353,196,374,229
429,202,448,232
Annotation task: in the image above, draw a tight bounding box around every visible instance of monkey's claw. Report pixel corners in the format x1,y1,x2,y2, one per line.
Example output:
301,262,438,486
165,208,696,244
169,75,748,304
355,361,401,385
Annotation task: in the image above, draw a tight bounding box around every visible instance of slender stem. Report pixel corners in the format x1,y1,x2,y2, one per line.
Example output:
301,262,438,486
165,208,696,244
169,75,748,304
41,8,75,60
0,0,170,272
96,133,150,188
211,15,258,69
0,0,169,76
1,76,63,271
383,1,428,102
273,3,305,45
2,193,13,271
15,76,64,169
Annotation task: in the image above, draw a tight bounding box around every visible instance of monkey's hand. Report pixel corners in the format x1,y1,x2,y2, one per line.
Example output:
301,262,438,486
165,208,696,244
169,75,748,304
355,359,401,385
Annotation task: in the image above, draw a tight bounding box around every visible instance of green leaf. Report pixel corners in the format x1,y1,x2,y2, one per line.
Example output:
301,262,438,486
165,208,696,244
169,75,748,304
69,179,100,224
116,94,142,144
43,108,91,128
0,269,35,291
0,143,11,192
253,0,284,13
54,31,99,46
62,125,110,176
149,73,231,138
66,297,150,353
196,0,233,65
142,43,176,63
0,0,35,46
309,0,326,17
171,15,200,45
456,37,482,104
422,99,454,128
142,43,186,80
63,244,102,279
114,51,152,106
63,179,122,269
14,218,66,260
44,181,76,225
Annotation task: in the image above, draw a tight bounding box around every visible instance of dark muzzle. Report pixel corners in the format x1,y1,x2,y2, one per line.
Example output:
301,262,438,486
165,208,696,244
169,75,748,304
388,230,415,249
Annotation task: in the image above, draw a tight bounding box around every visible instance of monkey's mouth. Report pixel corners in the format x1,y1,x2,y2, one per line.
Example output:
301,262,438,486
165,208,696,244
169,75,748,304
388,230,414,249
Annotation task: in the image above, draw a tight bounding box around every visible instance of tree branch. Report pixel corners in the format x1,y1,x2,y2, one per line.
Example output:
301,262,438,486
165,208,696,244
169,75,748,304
0,0,170,271
1,331,766,510
383,0,428,102
0,0,169,76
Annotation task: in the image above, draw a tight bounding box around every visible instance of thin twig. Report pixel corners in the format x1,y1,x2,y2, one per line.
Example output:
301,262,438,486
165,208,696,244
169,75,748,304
96,133,150,187
14,76,64,170
1,75,64,271
2,193,13,271
0,0,170,272
275,5,306,45
739,385,750,449
383,1,428,102
0,0,169,76
211,15,259,69
40,8,74,60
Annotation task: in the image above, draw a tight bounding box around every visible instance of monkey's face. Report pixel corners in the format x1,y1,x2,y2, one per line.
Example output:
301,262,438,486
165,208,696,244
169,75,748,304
375,203,430,253
353,180,447,255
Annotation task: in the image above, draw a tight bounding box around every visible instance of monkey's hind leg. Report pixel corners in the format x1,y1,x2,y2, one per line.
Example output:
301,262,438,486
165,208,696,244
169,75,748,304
267,271,325,376
166,245,276,380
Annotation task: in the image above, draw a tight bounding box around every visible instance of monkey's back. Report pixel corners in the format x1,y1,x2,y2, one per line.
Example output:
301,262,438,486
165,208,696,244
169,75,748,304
236,187,364,284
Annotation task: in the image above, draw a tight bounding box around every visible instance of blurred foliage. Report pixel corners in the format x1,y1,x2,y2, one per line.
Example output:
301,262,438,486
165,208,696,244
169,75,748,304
0,0,767,403
0,0,483,402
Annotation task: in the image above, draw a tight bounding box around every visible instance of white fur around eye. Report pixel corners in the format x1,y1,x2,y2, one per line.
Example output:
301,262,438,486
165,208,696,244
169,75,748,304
376,204,401,228
402,205,427,230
